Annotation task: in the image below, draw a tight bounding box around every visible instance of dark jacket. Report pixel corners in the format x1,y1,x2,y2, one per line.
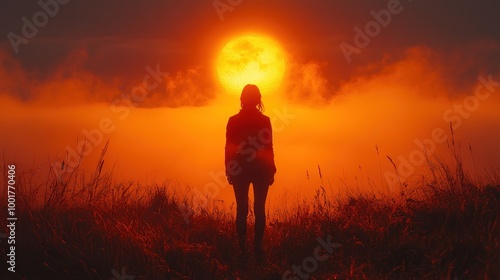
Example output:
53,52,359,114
225,108,276,183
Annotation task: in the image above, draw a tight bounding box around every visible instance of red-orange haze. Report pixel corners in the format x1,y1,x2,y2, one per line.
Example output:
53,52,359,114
1,48,500,213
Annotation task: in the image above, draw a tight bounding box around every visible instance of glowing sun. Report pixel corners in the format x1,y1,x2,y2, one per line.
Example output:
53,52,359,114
216,34,286,95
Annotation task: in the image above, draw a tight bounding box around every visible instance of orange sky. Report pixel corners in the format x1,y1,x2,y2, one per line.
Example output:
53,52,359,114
1,1,500,212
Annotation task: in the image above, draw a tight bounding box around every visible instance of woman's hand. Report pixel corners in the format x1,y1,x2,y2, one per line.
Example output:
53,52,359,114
227,176,234,185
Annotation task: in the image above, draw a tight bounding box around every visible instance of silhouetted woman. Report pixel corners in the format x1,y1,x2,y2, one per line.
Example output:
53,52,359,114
225,84,276,259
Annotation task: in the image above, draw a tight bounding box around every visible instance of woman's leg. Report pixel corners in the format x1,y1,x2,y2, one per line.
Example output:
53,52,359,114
253,182,270,251
233,181,250,251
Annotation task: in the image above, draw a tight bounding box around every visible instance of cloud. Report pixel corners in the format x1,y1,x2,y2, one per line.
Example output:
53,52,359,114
140,66,215,108
0,48,29,99
2,39,498,110
282,41,500,106
0,48,119,105
341,46,449,98
0,48,215,108
282,61,332,105
358,42,500,100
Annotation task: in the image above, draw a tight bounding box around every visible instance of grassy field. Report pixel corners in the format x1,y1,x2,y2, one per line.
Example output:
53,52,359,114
1,146,499,279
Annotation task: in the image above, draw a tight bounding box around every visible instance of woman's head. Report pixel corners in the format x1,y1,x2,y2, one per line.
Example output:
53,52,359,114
240,84,264,112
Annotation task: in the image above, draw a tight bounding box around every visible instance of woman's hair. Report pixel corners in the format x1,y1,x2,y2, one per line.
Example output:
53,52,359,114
240,84,264,112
